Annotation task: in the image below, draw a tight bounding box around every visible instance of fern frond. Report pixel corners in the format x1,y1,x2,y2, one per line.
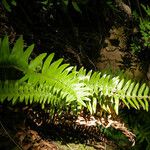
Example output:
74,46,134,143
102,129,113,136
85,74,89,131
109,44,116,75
0,36,34,73
0,36,149,116
23,53,91,110
83,70,150,114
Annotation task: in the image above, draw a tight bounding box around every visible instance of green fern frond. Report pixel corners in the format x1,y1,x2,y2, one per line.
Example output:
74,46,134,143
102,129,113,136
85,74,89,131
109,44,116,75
0,36,34,73
0,36,150,115
83,71,150,114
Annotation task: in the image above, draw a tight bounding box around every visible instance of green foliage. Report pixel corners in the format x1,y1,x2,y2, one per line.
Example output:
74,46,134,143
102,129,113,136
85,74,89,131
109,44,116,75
122,110,150,150
99,126,129,148
141,4,150,17
40,0,86,13
131,4,150,55
1,0,16,12
106,0,119,13
0,36,34,73
130,42,141,55
139,4,150,47
0,36,150,116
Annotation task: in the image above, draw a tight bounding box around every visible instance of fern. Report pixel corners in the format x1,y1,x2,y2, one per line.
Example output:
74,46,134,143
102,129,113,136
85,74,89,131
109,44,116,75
0,36,150,115
1,0,16,12
0,36,34,73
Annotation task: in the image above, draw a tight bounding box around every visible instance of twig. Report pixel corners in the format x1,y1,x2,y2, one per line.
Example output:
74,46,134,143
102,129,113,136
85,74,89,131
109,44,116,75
0,121,22,150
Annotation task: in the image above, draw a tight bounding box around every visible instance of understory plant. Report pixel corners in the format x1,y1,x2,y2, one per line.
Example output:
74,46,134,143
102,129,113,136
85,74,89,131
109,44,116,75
0,36,150,148
1,0,16,12
120,108,150,150
0,36,149,114
131,4,150,54
140,4,150,48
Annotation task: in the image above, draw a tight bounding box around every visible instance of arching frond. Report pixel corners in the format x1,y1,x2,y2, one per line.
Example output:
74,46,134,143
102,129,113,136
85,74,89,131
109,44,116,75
0,36,149,115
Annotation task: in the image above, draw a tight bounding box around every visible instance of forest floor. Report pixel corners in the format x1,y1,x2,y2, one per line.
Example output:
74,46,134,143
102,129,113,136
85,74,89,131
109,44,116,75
0,105,117,150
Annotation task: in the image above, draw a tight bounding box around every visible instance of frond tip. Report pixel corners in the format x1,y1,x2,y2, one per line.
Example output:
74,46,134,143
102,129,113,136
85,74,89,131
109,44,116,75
0,36,34,73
